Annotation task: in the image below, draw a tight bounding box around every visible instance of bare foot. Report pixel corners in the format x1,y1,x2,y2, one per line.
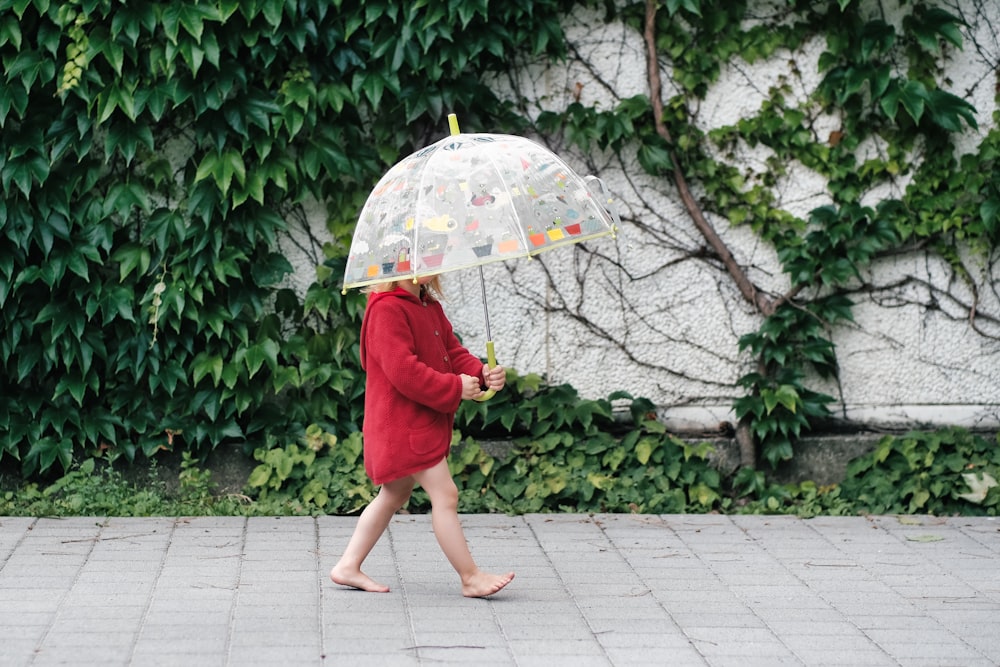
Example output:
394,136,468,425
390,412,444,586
330,565,390,593
462,571,515,598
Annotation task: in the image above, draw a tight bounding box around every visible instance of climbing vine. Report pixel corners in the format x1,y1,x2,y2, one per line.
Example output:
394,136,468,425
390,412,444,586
0,0,575,476
498,0,998,469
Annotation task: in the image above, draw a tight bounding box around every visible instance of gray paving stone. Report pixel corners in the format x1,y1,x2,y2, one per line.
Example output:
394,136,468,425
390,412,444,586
0,513,996,665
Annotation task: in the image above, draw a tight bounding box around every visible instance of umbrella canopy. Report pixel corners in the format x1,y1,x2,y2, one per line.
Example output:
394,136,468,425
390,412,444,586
343,116,618,291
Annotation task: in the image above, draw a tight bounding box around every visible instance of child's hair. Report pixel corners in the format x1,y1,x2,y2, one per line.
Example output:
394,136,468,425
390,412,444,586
366,275,444,301
420,275,444,301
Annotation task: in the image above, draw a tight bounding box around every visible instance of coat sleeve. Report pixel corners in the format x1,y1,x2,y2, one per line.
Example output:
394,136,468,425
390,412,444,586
364,300,464,413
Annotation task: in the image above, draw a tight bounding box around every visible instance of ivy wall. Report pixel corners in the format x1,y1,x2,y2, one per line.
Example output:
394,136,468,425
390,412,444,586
1,0,997,477
439,0,1000,466
0,0,574,476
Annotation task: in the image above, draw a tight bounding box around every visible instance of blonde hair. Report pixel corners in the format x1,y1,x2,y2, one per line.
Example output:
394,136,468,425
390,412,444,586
366,275,444,301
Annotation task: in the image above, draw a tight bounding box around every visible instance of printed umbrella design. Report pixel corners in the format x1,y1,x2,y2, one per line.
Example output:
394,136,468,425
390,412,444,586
343,114,619,399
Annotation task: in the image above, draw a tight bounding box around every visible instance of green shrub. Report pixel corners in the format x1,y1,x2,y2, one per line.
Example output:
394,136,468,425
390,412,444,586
2,404,995,518
0,453,246,516
729,466,855,517
241,372,727,515
431,427,723,515
245,425,372,515
838,428,1000,515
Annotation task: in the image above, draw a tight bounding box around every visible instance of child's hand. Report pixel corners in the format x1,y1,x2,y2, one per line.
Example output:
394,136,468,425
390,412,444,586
459,373,483,399
483,364,506,391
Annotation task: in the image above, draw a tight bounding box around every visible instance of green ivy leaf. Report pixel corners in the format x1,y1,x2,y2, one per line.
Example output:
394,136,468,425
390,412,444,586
763,385,799,414
635,439,654,465
0,14,22,49
4,49,55,90
981,198,999,238
245,339,279,377
637,142,673,175
111,244,151,282
879,79,901,120
192,352,224,387
926,89,978,132
899,79,928,124
247,464,271,488
26,436,73,476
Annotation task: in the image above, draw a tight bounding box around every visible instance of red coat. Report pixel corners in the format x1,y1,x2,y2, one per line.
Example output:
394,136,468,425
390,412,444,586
359,287,486,485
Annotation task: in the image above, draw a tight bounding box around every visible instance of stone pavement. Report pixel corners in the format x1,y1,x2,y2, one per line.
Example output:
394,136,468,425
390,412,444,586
0,513,997,666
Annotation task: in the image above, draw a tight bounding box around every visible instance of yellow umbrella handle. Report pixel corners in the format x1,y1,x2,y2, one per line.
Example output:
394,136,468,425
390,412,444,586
473,340,497,402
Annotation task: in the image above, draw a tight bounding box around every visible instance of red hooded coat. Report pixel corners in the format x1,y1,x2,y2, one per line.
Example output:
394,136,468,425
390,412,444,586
359,287,486,485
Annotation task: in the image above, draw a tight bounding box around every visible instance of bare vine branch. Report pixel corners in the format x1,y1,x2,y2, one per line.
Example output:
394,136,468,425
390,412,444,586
644,0,778,317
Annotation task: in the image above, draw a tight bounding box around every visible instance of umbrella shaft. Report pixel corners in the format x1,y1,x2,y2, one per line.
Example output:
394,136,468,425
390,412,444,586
479,266,492,341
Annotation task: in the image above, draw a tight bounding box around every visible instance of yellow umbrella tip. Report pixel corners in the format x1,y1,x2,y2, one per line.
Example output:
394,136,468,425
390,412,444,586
448,113,460,136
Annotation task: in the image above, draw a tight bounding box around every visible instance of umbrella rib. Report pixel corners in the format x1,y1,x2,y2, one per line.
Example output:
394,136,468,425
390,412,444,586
480,145,533,261
410,149,436,283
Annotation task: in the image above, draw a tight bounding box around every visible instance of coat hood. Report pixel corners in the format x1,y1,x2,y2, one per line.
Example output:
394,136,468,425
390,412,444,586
359,287,421,370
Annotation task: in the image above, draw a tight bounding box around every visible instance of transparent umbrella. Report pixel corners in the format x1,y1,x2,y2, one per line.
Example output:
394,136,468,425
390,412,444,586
343,114,619,399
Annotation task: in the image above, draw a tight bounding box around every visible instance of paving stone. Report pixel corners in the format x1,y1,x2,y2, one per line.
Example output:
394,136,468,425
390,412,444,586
0,513,995,665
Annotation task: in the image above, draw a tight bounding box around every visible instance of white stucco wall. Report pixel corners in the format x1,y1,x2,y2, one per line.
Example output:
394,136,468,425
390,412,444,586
459,0,1000,430
288,0,1000,432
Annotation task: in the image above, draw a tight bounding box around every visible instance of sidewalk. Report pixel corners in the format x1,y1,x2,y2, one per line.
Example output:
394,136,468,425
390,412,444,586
0,513,997,666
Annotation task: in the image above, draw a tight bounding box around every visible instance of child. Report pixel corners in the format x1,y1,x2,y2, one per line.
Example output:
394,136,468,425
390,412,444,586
330,274,514,598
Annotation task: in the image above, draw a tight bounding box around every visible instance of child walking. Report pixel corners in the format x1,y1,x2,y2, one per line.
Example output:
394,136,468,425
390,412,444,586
330,275,514,598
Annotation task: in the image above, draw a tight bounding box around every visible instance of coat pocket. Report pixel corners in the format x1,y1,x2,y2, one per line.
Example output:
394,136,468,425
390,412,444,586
407,418,447,457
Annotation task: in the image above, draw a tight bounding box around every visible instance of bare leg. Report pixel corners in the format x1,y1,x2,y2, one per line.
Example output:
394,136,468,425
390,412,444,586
413,459,515,597
330,477,414,592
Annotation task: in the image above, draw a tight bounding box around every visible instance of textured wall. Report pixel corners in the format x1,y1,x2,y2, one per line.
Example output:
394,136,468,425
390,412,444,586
289,1,1000,431
448,1,1000,431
